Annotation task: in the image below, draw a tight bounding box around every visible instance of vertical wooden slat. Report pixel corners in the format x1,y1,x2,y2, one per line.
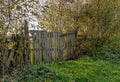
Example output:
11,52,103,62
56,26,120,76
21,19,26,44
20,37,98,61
56,32,59,61
51,32,54,62
66,30,76,60
52,32,55,61
42,31,47,63
57,33,59,60
39,31,42,63
53,32,56,61
36,31,39,64
41,31,43,63
35,31,38,64
67,31,70,59
29,30,34,64
31,31,36,64
47,32,53,63
58,33,63,60
50,33,53,62
46,32,49,63
34,31,37,64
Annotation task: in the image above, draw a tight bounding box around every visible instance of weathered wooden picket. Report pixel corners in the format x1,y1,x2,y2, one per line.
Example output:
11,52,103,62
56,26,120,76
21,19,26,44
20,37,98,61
67,30,77,59
29,30,77,64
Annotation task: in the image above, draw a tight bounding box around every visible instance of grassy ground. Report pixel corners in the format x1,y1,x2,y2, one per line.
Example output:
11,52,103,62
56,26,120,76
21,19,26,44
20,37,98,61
20,56,120,82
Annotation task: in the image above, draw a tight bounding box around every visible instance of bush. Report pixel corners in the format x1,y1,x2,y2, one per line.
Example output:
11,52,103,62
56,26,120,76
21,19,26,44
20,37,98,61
97,39,120,63
19,65,69,82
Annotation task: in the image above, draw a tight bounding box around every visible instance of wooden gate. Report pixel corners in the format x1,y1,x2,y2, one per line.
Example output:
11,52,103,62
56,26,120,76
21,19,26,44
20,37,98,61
29,30,77,64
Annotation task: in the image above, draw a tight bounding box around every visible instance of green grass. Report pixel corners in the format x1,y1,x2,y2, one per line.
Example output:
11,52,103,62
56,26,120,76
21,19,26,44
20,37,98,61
20,56,120,82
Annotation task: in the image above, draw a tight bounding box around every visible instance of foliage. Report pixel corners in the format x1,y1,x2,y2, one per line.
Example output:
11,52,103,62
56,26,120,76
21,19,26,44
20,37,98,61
84,0,120,56
39,0,75,32
19,65,68,82
0,0,38,78
17,56,120,82
0,0,120,81
40,0,120,58
97,37,120,63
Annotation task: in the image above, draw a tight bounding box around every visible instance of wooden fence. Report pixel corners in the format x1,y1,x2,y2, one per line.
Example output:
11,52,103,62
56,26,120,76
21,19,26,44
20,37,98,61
29,30,77,64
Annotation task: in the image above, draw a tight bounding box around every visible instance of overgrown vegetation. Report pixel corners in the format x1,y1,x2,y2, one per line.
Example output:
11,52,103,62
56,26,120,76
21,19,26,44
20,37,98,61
40,0,120,59
0,0,120,81
0,0,35,79
17,56,120,82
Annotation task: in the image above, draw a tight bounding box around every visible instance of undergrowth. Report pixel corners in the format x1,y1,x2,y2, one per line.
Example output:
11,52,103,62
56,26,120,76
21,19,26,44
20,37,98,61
18,56,120,82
